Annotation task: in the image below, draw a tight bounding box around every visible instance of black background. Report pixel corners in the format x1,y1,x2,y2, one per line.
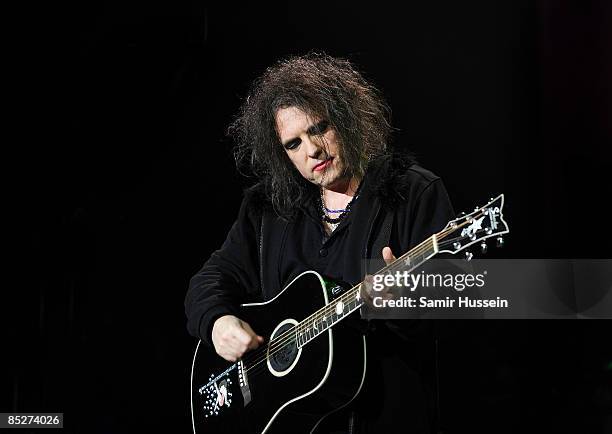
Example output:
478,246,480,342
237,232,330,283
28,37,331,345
9,1,612,433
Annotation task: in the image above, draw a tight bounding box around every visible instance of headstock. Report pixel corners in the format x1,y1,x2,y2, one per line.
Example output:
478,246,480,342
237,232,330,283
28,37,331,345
436,194,509,259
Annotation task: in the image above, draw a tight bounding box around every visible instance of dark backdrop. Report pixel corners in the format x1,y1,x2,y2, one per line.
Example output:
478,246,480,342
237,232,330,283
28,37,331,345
10,1,612,433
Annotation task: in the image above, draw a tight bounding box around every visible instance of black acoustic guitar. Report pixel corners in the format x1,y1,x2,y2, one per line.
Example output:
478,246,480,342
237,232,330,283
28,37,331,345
190,195,509,434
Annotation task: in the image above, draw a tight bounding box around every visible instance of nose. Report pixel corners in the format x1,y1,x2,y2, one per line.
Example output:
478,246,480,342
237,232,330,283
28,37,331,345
303,136,324,159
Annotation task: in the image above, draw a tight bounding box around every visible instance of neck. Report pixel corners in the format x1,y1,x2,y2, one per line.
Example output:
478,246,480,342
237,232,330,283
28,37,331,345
321,177,360,208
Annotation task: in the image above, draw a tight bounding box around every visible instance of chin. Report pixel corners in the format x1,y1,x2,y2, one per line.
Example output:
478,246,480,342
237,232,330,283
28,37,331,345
320,175,346,190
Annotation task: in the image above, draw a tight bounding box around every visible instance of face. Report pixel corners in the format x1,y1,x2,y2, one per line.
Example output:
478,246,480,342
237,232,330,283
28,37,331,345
275,106,346,189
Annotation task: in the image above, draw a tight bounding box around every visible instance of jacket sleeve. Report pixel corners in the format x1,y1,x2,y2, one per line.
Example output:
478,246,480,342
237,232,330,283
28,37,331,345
184,196,262,347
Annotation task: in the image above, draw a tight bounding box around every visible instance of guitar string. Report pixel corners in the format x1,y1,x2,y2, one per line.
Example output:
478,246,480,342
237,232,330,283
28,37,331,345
243,214,490,372
242,228,488,378
240,227,444,370
240,215,484,375
241,232,474,378
241,219,482,375
268,216,474,346
242,215,485,375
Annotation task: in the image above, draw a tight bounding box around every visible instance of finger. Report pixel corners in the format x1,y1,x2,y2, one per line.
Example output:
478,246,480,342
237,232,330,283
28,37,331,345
382,246,396,266
247,338,262,350
216,346,239,362
382,288,395,300
361,275,374,299
220,351,238,363
231,328,252,349
239,321,263,349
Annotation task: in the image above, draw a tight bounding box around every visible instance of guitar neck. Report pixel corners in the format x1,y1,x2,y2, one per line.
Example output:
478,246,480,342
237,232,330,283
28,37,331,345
295,234,439,347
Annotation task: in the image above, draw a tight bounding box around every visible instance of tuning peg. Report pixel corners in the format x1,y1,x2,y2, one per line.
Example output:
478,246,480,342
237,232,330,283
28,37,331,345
496,237,504,248
453,242,461,250
457,211,466,218
480,241,488,254
465,251,473,261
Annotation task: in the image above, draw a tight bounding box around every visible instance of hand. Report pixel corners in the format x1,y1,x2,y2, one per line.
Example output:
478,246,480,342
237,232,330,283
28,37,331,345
211,315,264,362
360,246,398,305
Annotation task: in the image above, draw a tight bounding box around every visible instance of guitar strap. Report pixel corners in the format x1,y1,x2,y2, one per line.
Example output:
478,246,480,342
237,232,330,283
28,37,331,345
369,207,394,268
259,215,265,293
359,206,394,330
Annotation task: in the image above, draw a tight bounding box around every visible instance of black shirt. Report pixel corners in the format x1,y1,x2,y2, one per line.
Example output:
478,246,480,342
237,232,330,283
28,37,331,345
281,187,364,291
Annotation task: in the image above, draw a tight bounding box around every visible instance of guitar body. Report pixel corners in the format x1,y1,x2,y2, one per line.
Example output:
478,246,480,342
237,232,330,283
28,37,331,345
190,271,367,434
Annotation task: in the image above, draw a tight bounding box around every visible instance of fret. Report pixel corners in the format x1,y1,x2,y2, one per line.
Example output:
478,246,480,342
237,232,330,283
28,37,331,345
296,287,367,347
321,314,329,327
385,241,435,276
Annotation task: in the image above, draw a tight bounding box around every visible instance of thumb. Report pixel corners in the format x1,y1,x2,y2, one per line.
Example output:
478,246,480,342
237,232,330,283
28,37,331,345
240,320,264,346
382,246,396,266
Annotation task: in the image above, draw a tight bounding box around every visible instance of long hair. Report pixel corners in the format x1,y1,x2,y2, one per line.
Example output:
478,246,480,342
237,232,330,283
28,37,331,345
228,52,393,217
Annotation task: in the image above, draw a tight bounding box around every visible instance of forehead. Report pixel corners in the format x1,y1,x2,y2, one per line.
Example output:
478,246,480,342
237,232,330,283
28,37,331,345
275,106,317,141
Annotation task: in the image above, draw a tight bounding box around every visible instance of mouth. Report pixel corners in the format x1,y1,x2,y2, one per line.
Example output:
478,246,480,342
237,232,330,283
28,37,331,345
313,157,334,172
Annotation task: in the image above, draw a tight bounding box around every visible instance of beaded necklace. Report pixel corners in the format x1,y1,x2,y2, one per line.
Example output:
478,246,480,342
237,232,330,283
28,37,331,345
319,183,361,232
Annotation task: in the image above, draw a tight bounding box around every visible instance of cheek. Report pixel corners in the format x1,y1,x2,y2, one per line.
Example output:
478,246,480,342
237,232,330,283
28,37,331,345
324,130,340,153
285,151,308,174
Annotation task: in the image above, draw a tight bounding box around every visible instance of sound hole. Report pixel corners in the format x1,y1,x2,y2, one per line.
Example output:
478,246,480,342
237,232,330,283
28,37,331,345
269,323,298,372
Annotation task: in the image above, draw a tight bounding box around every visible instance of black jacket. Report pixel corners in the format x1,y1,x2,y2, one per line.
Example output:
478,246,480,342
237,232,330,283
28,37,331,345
185,154,455,433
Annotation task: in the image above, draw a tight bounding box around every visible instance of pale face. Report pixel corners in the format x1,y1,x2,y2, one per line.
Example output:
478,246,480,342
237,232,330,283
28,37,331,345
275,106,347,190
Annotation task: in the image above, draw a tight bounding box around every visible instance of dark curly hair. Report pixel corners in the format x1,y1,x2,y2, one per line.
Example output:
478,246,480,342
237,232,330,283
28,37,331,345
228,52,393,217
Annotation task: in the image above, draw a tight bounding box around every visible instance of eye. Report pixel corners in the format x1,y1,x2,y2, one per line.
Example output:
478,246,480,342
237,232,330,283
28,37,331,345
313,120,329,135
283,138,301,151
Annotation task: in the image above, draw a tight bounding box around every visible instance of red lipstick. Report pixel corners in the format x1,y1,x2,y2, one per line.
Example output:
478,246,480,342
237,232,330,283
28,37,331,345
313,158,333,172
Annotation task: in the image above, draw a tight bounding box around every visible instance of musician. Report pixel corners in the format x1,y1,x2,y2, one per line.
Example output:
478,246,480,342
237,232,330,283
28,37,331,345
185,53,455,433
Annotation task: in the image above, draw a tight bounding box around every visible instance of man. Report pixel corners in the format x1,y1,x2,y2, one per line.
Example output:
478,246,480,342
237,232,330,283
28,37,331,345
185,53,455,433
